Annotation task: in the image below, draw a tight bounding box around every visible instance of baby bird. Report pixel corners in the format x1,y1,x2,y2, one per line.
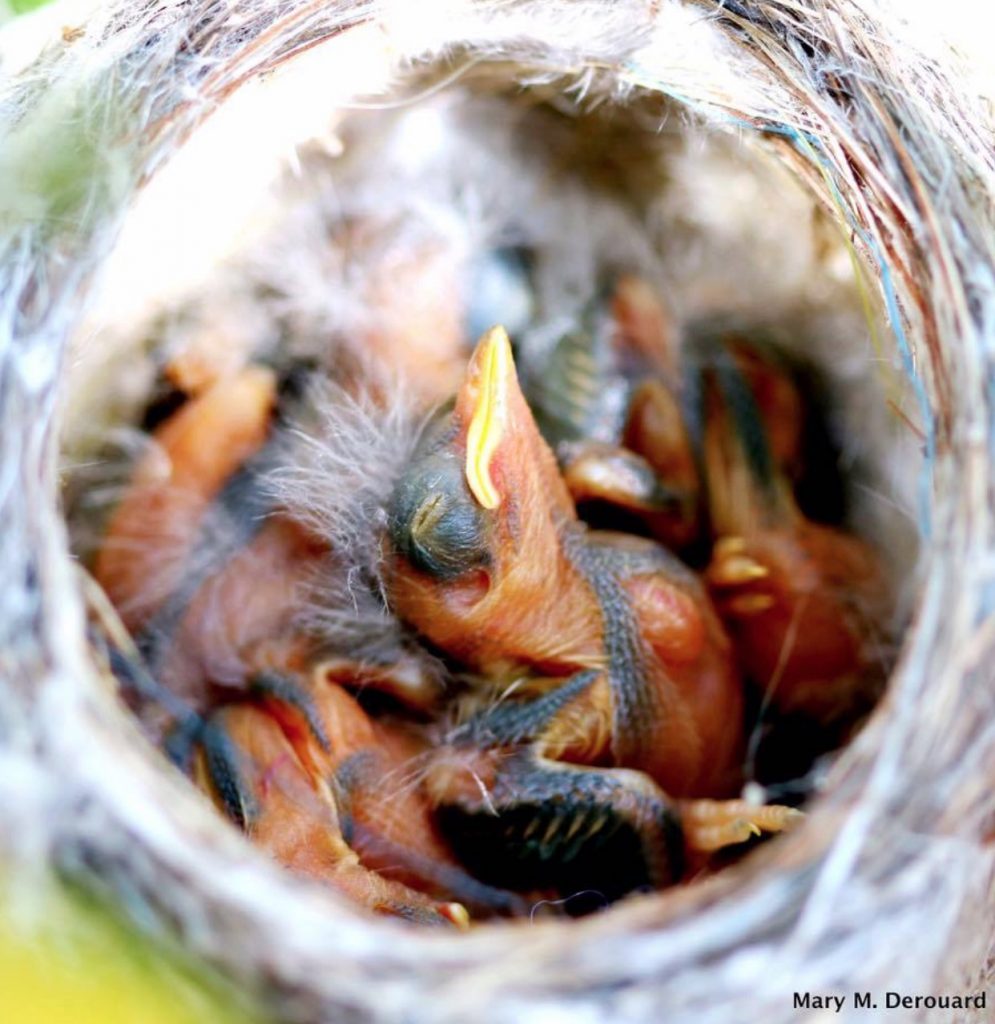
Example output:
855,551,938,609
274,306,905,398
93,367,496,924
523,276,700,548
698,338,891,721
193,668,527,924
385,327,795,900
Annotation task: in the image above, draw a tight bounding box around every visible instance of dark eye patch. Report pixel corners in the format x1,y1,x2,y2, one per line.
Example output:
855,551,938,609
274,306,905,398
388,451,491,580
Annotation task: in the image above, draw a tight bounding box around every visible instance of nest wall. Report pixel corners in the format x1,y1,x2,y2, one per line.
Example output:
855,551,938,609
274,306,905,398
0,2,993,1022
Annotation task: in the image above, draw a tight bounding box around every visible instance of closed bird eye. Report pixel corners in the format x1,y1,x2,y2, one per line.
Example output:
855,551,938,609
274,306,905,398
389,453,492,581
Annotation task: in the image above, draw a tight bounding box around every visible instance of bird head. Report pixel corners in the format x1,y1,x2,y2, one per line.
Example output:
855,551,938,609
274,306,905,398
385,327,591,675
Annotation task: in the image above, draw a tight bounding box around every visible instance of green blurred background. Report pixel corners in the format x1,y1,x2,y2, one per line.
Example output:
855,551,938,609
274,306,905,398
0,877,266,1024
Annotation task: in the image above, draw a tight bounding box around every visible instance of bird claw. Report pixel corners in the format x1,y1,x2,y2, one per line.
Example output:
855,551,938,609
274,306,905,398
707,538,778,618
707,551,771,588
726,593,777,617
679,798,803,853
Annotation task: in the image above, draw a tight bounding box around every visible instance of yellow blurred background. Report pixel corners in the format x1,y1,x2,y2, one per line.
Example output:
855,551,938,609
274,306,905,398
0,878,265,1024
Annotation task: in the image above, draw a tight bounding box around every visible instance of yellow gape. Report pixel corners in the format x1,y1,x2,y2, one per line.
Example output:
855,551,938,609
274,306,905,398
465,326,512,510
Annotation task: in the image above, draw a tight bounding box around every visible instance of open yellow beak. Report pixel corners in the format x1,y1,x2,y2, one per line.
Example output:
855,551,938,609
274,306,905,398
464,326,514,510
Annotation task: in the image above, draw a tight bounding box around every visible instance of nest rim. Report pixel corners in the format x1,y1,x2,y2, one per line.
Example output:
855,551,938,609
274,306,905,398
2,1,993,1020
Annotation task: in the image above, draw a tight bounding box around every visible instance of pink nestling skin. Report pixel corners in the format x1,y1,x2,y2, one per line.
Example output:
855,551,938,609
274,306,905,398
385,328,746,798
708,522,887,720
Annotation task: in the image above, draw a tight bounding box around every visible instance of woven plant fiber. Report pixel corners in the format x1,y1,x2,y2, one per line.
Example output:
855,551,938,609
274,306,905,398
0,2,993,1022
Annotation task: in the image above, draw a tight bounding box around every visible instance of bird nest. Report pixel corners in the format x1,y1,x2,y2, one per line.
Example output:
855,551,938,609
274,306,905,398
1,1,993,1021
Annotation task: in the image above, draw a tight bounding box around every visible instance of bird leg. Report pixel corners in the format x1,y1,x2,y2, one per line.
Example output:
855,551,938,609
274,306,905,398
678,797,803,852
191,700,469,927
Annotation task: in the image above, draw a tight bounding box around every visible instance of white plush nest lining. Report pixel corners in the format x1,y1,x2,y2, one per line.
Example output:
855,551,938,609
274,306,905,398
1,3,993,1023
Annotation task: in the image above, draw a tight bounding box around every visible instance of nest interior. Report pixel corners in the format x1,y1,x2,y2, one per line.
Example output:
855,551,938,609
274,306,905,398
2,2,994,1022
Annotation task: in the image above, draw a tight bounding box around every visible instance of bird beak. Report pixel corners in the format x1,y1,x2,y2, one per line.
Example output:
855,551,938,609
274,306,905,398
459,326,517,511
